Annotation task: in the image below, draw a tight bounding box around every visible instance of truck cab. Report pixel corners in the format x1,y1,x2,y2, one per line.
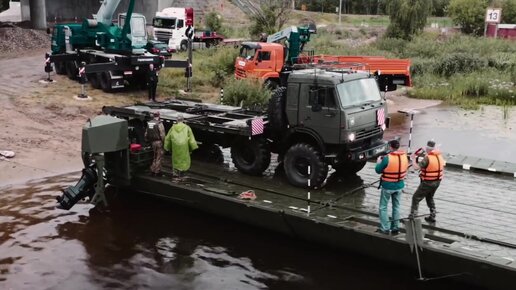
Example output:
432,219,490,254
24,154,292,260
270,69,389,186
152,7,191,51
118,13,147,53
234,42,285,87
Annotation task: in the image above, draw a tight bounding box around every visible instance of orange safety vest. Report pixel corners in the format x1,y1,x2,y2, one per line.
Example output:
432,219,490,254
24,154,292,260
381,151,409,182
420,150,445,181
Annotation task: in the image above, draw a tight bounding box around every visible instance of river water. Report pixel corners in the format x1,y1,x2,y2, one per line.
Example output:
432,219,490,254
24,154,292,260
386,105,516,162
2,104,512,289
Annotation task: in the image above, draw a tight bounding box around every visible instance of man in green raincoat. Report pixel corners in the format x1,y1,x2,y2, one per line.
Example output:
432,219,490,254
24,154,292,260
164,115,198,177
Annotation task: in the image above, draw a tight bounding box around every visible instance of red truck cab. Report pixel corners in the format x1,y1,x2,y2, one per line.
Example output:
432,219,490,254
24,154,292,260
235,42,286,87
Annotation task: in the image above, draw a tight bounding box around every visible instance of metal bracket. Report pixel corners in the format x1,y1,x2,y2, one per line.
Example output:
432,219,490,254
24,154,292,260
90,154,108,208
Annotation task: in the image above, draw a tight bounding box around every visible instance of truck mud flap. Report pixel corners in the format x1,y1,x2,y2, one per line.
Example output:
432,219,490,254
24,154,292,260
111,74,124,89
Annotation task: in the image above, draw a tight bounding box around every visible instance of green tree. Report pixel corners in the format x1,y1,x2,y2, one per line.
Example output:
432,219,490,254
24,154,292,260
432,0,450,17
502,0,516,24
385,0,432,40
0,0,9,13
250,0,292,36
448,0,488,35
205,12,222,32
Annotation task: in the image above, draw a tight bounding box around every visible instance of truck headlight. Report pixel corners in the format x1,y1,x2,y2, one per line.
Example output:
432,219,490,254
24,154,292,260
348,132,356,142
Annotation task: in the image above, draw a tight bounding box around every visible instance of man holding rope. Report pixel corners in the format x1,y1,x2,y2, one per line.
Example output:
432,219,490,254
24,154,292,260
409,140,445,223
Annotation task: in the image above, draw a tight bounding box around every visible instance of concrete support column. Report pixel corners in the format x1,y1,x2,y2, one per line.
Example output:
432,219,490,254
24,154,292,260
20,0,30,21
29,0,46,29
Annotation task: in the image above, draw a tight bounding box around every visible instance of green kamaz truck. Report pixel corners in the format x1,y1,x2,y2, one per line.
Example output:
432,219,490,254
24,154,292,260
58,68,389,209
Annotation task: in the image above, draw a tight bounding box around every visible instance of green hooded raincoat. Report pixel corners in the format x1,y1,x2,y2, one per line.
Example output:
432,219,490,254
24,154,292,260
164,122,198,171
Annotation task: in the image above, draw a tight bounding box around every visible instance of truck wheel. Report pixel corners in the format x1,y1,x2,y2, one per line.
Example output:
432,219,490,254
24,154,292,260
99,71,112,92
333,160,367,176
55,62,66,75
180,40,188,51
89,73,100,89
65,61,77,80
192,144,224,164
231,138,271,175
264,79,279,90
284,143,328,188
267,86,287,133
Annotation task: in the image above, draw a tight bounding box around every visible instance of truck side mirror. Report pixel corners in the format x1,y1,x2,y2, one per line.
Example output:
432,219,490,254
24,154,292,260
46,28,51,34
309,90,322,112
257,54,262,62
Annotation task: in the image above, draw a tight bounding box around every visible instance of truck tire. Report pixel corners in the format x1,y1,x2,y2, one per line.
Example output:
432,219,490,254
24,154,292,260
284,143,328,188
65,61,77,80
264,78,279,90
99,71,112,92
192,144,224,164
267,87,287,133
231,137,271,175
89,73,100,89
333,160,367,176
55,62,66,75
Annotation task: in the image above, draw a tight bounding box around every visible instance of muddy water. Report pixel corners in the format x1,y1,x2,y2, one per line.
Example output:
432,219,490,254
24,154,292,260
386,105,516,162
0,174,484,290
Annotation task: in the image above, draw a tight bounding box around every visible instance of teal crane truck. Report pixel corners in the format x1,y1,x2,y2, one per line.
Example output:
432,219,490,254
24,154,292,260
57,66,390,210
48,0,187,92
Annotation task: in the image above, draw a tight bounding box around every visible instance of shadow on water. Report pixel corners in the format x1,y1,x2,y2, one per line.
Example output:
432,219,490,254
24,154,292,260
0,173,487,290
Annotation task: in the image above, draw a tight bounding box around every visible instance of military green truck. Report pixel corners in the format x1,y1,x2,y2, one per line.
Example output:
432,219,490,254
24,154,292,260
57,67,389,209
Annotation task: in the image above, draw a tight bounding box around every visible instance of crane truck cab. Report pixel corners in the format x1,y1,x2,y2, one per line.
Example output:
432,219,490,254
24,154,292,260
235,42,286,88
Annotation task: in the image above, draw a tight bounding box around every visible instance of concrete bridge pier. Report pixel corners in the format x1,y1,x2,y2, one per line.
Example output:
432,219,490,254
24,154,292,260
20,0,30,21
29,0,46,29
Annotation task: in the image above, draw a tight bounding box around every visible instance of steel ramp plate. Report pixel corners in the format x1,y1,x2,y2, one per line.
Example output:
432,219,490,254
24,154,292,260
473,158,495,171
444,154,468,166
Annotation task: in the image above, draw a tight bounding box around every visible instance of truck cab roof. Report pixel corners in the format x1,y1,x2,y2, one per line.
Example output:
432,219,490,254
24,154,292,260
288,68,371,85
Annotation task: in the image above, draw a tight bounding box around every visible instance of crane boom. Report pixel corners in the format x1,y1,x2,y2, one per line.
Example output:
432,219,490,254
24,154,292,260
266,26,298,43
95,0,122,26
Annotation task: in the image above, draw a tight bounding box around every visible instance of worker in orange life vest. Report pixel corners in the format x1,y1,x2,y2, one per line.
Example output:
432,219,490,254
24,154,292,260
410,140,445,223
375,139,409,235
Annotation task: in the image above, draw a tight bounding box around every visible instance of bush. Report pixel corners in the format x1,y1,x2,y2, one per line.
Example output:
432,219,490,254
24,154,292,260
503,0,516,24
410,58,436,76
448,0,488,35
376,38,407,56
205,12,222,32
511,65,516,85
221,78,271,109
434,53,486,77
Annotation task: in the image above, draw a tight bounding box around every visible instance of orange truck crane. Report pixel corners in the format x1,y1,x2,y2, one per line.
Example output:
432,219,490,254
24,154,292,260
235,26,411,91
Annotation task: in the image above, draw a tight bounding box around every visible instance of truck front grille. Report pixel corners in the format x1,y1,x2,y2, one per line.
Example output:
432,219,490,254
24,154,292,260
155,31,172,42
355,126,383,141
235,68,246,78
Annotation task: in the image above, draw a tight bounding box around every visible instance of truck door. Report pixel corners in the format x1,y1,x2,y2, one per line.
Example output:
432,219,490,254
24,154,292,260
298,84,341,144
256,50,274,73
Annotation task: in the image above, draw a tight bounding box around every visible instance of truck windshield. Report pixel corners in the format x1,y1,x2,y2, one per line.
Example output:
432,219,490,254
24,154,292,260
153,18,176,29
239,47,256,60
131,17,146,37
336,78,382,107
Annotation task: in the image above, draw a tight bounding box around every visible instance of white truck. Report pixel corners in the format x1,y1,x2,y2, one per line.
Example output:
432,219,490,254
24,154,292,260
152,7,193,52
